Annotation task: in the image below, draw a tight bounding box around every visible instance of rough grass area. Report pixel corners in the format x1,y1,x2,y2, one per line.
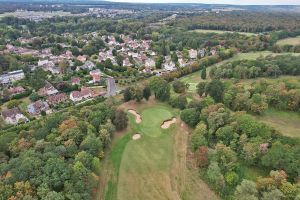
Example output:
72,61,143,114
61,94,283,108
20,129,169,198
240,165,269,181
255,108,300,138
191,29,257,36
276,36,300,46
100,99,220,200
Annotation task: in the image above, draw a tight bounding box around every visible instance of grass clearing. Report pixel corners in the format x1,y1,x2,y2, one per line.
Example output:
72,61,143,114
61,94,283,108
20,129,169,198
191,29,257,36
255,108,300,138
101,99,219,200
276,36,300,46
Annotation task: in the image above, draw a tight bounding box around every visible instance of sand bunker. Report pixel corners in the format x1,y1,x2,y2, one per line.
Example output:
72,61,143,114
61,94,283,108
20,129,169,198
128,109,142,123
161,117,177,129
132,134,141,140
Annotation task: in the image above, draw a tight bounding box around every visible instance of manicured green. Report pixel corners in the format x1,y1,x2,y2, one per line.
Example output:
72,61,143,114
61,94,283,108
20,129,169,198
117,104,178,200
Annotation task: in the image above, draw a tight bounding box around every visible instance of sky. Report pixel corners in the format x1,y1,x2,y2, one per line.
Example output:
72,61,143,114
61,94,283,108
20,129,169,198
110,0,300,5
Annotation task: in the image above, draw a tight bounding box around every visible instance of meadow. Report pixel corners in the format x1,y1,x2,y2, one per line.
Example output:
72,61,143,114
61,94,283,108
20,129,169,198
191,29,257,36
276,36,300,46
255,108,300,138
100,100,219,200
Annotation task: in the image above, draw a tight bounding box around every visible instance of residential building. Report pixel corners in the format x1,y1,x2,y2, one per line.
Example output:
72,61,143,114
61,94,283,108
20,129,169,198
189,49,198,59
47,93,68,106
27,100,50,115
89,69,101,83
71,77,81,85
70,87,92,102
1,107,29,124
0,70,25,85
8,86,26,96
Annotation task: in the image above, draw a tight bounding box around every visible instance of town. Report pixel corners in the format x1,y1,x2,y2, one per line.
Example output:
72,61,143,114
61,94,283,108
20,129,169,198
0,30,216,125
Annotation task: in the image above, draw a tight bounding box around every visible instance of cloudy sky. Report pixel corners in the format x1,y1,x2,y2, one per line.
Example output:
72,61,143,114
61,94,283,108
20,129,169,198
110,0,300,5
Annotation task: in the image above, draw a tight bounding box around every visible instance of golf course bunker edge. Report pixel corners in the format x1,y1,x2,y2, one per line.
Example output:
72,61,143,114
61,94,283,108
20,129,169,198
161,117,177,129
128,109,142,123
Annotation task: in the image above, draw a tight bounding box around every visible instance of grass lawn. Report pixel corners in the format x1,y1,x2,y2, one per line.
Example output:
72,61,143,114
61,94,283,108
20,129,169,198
255,108,300,138
101,100,220,200
191,29,257,36
276,36,300,46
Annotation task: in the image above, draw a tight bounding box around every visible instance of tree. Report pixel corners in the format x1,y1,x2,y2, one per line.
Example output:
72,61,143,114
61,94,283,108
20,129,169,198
191,122,208,151
58,59,69,74
6,99,21,109
248,93,268,114
225,171,239,186
135,87,143,102
113,109,128,131
201,67,207,79
143,86,151,101
197,82,207,97
43,191,64,200
123,87,135,102
80,135,103,156
262,189,285,200
234,180,259,200
195,146,209,167
149,77,170,101
180,108,200,127
205,80,224,102
172,80,186,93
169,95,187,110
207,161,225,190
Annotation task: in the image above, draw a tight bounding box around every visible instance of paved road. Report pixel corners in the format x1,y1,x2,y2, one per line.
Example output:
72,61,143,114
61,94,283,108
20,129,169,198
106,77,117,97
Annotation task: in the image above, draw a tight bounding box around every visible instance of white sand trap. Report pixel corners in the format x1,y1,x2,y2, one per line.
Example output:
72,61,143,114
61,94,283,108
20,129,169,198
128,109,142,123
132,134,141,140
161,117,177,129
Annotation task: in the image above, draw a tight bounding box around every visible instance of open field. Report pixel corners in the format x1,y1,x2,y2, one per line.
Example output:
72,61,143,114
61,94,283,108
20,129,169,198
191,29,257,36
276,36,300,46
255,108,300,138
179,51,300,93
100,99,220,200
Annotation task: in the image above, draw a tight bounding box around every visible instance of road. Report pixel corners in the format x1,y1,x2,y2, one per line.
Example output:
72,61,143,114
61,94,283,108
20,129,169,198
106,76,117,97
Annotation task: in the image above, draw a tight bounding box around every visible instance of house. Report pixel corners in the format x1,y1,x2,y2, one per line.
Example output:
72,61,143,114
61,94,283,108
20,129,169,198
198,49,206,58
123,58,133,67
163,61,176,71
77,55,87,63
8,86,26,96
70,87,92,102
189,49,198,60
89,69,101,83
47,93,68,106
71,77,81,85
27,100,50,115
0,70,25,85
78,61,95,71
145,58,156,68
210,49,217,56
1,107,29,124
38,59,49,66
178,58,188,68
38,83,59,97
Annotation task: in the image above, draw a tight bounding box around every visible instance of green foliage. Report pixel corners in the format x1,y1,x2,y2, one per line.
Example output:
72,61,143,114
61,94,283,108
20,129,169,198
180,108,200,127
234,180,258,200
143,85,151,101
113,109,128,131
172,80,186,93
149,76,170,101
169,95,187,110
205,80,224,102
